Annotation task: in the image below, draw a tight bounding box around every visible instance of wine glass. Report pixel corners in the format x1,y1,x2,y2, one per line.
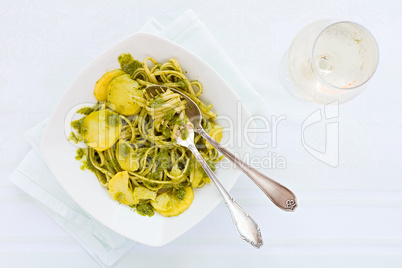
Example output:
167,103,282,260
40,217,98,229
280,19,379,104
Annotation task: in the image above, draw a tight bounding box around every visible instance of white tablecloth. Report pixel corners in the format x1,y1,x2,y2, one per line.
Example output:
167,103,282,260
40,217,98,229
1,1,402,267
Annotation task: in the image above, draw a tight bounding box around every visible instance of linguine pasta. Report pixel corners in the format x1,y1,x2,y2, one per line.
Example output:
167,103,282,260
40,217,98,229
69,54,223,217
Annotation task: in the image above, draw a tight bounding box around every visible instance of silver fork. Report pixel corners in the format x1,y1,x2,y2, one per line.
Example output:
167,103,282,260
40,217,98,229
145,85,297,212
174,123,263,248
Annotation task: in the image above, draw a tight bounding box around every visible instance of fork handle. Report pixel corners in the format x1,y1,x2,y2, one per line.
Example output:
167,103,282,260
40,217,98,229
187,143,263,248
197,128,297,212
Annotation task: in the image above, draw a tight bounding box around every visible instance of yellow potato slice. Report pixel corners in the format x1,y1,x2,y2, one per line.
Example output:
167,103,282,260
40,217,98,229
116,140,139,172
107,74,143,116
108,171,138,206
81,109,122,151
205,124,223,150
151,193,172,212
94,69,125,101
151,187,194,217
133,186,157,201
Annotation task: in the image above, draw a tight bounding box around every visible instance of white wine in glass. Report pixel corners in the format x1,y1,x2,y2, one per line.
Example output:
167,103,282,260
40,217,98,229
280,20,379,104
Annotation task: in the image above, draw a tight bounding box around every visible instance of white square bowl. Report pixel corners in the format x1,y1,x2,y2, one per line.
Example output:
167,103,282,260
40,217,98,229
41,33,253,247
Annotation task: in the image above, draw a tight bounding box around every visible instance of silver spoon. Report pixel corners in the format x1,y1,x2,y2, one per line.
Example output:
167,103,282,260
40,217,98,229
174,122,263,248
145,85,297,212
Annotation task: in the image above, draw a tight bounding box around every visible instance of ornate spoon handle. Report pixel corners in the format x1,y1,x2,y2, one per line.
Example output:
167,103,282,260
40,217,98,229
197,128,297,212
187,143,263,248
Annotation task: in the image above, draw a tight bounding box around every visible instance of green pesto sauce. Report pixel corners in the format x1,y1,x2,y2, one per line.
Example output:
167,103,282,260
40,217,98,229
180,127,189,140
161,125,171,138
177,80,187,89
112,156,120,168
155,149,171,171
119,142,131,158
176,118,186,126
118,53,134,68
136,203,154,217
149,172,161,180
163,109,175,121
118,53,142,74
122,60,142,75
80,126,88,135
149,95,165,108
71,117,87,135
80,156,96,172
174,188,187,200
71,118,83,130
114,192,124,202
148,182,159,188
107,112,120,127
68,132,81,144
76,107,94,115
170,115,186,126
75,148,85,160
105,155,120,171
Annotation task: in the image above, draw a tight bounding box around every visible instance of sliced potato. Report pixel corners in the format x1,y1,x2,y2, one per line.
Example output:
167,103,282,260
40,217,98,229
133,186,157,201
94,69,125,101
205,124,223,150
151,187,194,217
107,74,143,116
116,140,139,172
81,109,122,151
151,193,172,212
108,171,138,206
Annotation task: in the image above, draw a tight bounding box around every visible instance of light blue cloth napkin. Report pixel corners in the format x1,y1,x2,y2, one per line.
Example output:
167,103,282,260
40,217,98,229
8,9,262,267
11,121,135,268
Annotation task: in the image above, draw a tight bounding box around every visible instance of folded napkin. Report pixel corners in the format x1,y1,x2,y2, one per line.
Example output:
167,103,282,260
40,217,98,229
11,121,135,268
8,9,264,267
